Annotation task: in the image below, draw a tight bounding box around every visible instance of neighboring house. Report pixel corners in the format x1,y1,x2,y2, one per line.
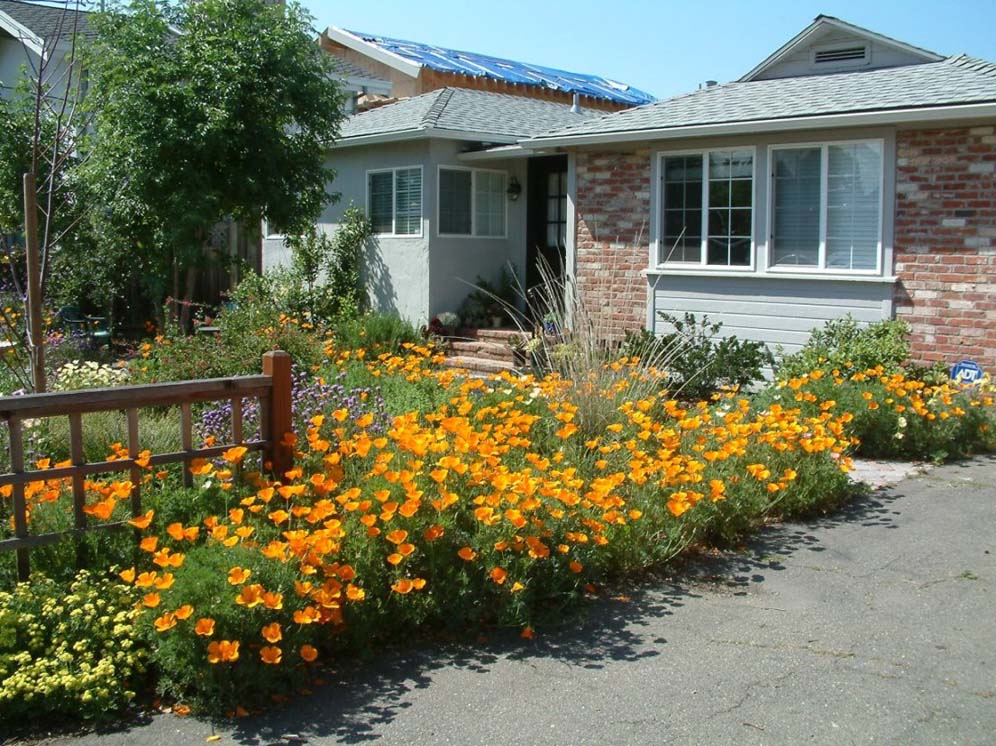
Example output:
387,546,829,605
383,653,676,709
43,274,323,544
501,14,995,370
0,0,92,100
264,87,604,322
319,26,655,112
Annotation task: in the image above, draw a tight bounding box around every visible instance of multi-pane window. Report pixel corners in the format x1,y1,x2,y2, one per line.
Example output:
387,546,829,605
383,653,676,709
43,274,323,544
438,167,507,238
546,170,568,249
659,150,753,266
771,141,882,271
368,167,422,236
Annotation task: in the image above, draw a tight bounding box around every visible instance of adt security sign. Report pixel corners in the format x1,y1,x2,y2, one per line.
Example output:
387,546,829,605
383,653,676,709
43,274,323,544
951,360,984,385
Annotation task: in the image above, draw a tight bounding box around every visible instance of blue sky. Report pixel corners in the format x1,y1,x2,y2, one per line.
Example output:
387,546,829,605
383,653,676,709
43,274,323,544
297,0,996,100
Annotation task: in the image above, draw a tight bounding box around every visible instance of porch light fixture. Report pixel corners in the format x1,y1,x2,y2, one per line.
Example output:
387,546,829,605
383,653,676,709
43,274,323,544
506,176,522,201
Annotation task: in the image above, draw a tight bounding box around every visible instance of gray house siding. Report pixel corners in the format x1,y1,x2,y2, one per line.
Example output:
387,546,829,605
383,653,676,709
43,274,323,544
752,29,933,81
650,275,893,355
263,140,432,324
426,139,528,319
262,138,529,326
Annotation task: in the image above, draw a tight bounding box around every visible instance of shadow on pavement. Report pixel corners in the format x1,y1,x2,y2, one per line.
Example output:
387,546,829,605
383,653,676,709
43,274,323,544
204,482,913,745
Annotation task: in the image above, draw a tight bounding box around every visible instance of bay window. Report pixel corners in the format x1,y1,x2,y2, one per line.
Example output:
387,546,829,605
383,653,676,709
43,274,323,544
659,149,754,266
438,167,507,238
771,141,882,271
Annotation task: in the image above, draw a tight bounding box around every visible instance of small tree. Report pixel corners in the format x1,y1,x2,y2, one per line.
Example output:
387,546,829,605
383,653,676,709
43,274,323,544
0,1,93,392
80,0,346,327
285,206,372,321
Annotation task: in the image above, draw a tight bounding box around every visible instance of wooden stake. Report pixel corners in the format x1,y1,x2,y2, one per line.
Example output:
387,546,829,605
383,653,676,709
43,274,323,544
22,173,45,393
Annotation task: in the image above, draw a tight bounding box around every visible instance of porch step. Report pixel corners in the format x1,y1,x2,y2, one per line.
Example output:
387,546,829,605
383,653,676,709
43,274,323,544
454,327,526,344
442,355,517,375
448,339,516,364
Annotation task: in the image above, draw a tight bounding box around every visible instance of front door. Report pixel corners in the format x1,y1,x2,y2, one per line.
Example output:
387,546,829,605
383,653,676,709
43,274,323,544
526,155,568,291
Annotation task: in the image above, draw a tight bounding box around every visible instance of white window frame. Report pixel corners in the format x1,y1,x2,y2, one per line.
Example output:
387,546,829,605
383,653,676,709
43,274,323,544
655,147,757,271
436,165,508,239
365,166,424,238
767,139,884,276
261,220,284,240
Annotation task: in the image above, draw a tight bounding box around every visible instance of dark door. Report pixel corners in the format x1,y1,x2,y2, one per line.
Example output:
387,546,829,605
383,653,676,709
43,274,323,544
526,155,568,291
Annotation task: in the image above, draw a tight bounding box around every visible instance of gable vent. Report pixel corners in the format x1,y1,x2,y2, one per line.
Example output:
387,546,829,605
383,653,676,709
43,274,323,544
814,46,867,64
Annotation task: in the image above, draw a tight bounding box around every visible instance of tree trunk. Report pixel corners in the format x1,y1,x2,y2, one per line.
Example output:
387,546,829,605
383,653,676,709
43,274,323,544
179,265,197,331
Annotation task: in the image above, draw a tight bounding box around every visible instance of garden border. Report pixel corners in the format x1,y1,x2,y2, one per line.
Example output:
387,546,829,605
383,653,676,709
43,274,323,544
0,351,293,581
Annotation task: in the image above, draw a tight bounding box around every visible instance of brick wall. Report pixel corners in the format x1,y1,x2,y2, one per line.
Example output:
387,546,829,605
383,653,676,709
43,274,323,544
574,150,652,341
894,125,996,370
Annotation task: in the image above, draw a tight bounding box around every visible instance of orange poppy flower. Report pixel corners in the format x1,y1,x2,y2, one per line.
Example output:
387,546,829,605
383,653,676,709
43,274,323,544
154,612,177,632
142,592,161,608
228,566,251,585
194,617,215,636
385,529,408,545
457,547,477,561
207,640,240,664
490,567,508,585
300,645,318,662
391,578,413,594
259,646,282,664
174,604,194,620
129,510,155,529
221,446,248,464
261,622,282,643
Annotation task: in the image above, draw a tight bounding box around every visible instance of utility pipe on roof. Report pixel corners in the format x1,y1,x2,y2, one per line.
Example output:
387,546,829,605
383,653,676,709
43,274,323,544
570,92,580,113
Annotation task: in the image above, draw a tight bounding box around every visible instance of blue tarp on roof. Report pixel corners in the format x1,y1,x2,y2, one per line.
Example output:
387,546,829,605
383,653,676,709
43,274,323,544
348,29,656,106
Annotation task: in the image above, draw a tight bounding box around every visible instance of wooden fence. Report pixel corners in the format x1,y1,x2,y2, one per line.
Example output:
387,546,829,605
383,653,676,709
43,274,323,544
0,350,293,581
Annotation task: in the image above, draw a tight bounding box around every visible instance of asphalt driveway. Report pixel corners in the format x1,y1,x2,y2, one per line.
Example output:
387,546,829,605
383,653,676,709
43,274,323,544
22,456,996,746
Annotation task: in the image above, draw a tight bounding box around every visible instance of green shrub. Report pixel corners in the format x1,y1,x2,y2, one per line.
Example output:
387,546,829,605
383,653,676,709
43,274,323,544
622,313,773,401
0,571,147,724
778,316,910,379
332,313,421,355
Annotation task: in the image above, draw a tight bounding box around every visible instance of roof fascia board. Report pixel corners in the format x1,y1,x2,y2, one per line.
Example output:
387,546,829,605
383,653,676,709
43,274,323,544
324,26,422,78
523,102,996,148
739,16,943,82
0,10,45,56
333,127,519,150
457,144,528,161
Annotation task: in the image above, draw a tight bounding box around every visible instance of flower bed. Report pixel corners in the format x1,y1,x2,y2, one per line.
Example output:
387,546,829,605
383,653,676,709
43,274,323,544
0,344,992,724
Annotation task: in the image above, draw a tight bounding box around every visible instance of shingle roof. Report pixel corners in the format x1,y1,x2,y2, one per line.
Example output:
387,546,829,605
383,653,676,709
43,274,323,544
0,0,93,43
334,27,655,106
327,54,386,83
530,55,996,142
339,87,602,143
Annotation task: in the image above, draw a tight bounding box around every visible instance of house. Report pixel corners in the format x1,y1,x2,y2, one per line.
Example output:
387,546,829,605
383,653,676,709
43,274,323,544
263,87,606,322
497,14,994,370
319,26,654,113
263,33,654,323
0,0,92,100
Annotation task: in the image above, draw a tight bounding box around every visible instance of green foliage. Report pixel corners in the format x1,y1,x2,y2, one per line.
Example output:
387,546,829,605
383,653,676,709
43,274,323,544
79,0,347,314
132,278,326,382
778,316,911,379
623,313,774,401
285,207,373,322
332,313,422,355
0,571,147,724
457,266,517,328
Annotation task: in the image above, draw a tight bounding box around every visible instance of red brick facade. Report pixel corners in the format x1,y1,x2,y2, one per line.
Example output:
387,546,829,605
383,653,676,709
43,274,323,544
894,126,996,370
574,150,651,340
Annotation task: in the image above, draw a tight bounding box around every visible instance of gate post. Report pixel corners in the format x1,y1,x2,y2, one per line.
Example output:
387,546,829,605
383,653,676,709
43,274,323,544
262,350,293,479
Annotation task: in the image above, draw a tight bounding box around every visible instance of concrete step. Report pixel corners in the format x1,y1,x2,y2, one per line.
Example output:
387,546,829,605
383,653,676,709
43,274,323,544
442,355,518,375
454,327,526,344
448,339,516,363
